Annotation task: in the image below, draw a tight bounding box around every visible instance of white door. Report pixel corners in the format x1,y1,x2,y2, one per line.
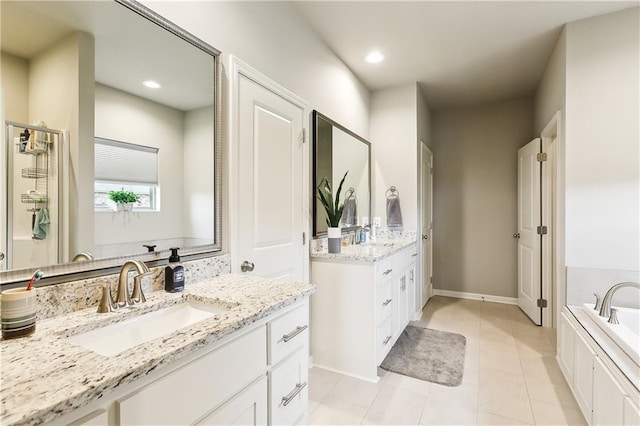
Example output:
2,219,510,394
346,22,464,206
232,59,307,281
421,143,433,308
517,138,542,325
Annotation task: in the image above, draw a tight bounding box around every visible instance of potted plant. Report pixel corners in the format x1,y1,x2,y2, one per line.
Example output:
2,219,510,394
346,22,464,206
317,171,348,253
107,189,140,212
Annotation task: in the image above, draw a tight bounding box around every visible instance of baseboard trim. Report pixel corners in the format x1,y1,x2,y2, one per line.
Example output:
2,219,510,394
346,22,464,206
309,363,380,384
433,289,518,305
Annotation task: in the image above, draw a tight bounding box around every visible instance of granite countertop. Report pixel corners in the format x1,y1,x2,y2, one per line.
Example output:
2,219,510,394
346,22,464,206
0,274,315,426
310,238,416,263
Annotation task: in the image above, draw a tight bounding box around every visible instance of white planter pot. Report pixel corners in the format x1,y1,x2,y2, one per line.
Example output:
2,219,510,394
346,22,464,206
327,227,341,253
116,202,133,212
327,227,341,239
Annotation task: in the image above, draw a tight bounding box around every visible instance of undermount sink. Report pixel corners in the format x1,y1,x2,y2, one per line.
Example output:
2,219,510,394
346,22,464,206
68,301,228,356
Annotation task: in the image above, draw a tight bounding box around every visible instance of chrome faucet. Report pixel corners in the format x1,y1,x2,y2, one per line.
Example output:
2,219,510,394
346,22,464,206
115,260,151,308
598,281,640,318
72,252,94,262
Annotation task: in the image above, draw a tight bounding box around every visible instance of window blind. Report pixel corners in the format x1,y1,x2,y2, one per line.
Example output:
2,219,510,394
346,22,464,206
94,137,158,185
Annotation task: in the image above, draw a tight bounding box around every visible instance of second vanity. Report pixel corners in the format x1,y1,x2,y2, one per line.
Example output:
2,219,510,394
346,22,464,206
310,238,418,382
0,274,314,425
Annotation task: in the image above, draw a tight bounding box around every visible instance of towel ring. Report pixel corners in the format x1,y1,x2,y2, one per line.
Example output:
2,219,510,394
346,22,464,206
385,186,399,199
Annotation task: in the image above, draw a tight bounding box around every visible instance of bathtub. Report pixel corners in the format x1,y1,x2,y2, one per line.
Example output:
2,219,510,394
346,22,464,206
582,303,640,368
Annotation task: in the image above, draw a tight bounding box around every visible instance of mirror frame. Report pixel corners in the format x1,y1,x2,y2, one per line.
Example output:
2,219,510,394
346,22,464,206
312,110,371,237
0,0,222,287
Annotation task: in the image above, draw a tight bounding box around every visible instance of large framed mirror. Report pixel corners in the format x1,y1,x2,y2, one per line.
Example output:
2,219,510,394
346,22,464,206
312,110,371,237
0,0,221,286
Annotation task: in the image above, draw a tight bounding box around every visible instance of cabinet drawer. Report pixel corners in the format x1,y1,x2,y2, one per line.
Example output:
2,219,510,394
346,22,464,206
269,348,309,426
376,257,395,284
376,316,394,364
197,376,267,425
269,303,309,366
118,326,266,425
376,280,393,325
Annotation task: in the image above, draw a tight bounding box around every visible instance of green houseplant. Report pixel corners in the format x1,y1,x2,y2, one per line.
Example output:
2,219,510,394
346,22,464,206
317,171,348,253
107,189,139,211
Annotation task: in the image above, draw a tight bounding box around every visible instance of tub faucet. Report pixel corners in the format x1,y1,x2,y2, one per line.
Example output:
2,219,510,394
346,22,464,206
116,260,151,308
598,281,640,318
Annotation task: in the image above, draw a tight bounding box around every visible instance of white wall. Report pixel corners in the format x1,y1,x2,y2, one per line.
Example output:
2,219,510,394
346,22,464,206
142,1,370,139
183,106,215,242
1,52,29,122
94,83,185,252
370,84,418,231
432,98,534,298
564,7,639,271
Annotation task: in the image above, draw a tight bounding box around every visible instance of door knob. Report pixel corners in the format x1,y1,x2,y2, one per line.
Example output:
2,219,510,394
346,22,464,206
513,233,520,239
240,260,255,272
422,235,428,240
0,252,4,261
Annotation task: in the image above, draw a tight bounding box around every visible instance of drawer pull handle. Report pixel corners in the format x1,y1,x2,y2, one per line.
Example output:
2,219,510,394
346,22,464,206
282,325,308,342
383,335,392,345
282,382,307,406
382,298,392,306
412,253,418,257
383,268,393,276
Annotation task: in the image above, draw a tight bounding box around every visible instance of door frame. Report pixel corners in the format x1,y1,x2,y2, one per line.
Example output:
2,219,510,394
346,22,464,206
417,140,433,317
541,111,563,328
229,56,310,282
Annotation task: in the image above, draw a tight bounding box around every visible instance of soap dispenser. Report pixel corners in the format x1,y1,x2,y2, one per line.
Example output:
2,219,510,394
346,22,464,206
165,247,185,292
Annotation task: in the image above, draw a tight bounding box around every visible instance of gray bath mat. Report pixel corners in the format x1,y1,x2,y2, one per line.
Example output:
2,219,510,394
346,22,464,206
380,325,466,386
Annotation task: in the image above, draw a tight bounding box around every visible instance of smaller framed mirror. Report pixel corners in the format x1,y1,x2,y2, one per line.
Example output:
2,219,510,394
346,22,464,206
312,110,371,236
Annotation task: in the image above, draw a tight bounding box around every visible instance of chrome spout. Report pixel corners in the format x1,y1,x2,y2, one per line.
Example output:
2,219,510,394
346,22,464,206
598,282,640,318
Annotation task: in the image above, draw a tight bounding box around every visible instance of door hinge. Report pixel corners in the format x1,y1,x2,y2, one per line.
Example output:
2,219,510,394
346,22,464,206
537,225,548,235
537,298,548,308
302,128,307,144
429,276,433,284
302,232,306,245
537,152,547,162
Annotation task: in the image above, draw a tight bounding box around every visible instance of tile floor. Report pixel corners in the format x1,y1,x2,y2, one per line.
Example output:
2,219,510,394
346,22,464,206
308,296,586,425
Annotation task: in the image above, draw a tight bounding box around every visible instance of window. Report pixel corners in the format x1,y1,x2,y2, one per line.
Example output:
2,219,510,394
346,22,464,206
94,137,159,211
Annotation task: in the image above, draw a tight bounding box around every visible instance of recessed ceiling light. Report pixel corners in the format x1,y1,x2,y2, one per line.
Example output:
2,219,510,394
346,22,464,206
142,80,161,89
365,51,385,64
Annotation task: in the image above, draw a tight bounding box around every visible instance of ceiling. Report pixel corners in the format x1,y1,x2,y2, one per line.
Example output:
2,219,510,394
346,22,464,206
1,1,213,112
291,1,639,110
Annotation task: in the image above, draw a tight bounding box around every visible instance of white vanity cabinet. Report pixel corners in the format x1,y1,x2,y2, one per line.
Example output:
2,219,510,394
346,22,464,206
58,299,310,426
311,243,417,382
558,307,640,426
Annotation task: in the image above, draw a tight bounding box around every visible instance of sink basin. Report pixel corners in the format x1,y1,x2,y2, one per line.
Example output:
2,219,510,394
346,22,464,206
68,301,228,356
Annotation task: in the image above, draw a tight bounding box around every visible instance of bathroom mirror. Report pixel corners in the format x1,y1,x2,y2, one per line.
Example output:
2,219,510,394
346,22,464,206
0,0,221,286
313,110,371,237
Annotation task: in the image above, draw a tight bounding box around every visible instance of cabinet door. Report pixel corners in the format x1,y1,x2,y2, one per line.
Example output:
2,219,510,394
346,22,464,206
407,262,416,319
69,410,108,426
269,348,309,426
593,357,626,426
574,331,596,424
197,376,267,426
558,312,575,382
624,397,640,426
118,326,266,425
392,273,409,337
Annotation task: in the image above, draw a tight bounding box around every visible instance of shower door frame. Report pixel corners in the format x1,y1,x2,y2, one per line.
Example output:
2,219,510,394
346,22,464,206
2,121,69,271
